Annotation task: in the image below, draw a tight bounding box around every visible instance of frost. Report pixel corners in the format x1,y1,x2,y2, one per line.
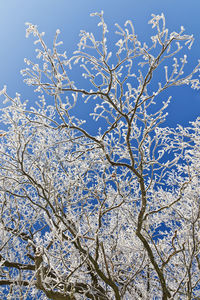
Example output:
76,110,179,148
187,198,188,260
0,85,6,95
0,11,200,300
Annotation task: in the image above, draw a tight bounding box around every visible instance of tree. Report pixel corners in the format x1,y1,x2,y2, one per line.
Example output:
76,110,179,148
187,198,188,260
0,11,200,299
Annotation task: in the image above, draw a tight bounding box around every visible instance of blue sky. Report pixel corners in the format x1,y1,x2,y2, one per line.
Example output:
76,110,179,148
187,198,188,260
0,0,200,128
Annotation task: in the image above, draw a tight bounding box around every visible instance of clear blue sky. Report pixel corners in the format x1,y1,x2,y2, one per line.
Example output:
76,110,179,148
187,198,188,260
0,0,200,128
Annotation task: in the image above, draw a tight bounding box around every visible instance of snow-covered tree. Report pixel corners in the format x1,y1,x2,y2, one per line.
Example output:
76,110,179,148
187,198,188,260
0,12,200,299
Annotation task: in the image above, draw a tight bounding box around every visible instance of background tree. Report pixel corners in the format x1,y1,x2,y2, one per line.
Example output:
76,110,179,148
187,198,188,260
0,12,200,299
